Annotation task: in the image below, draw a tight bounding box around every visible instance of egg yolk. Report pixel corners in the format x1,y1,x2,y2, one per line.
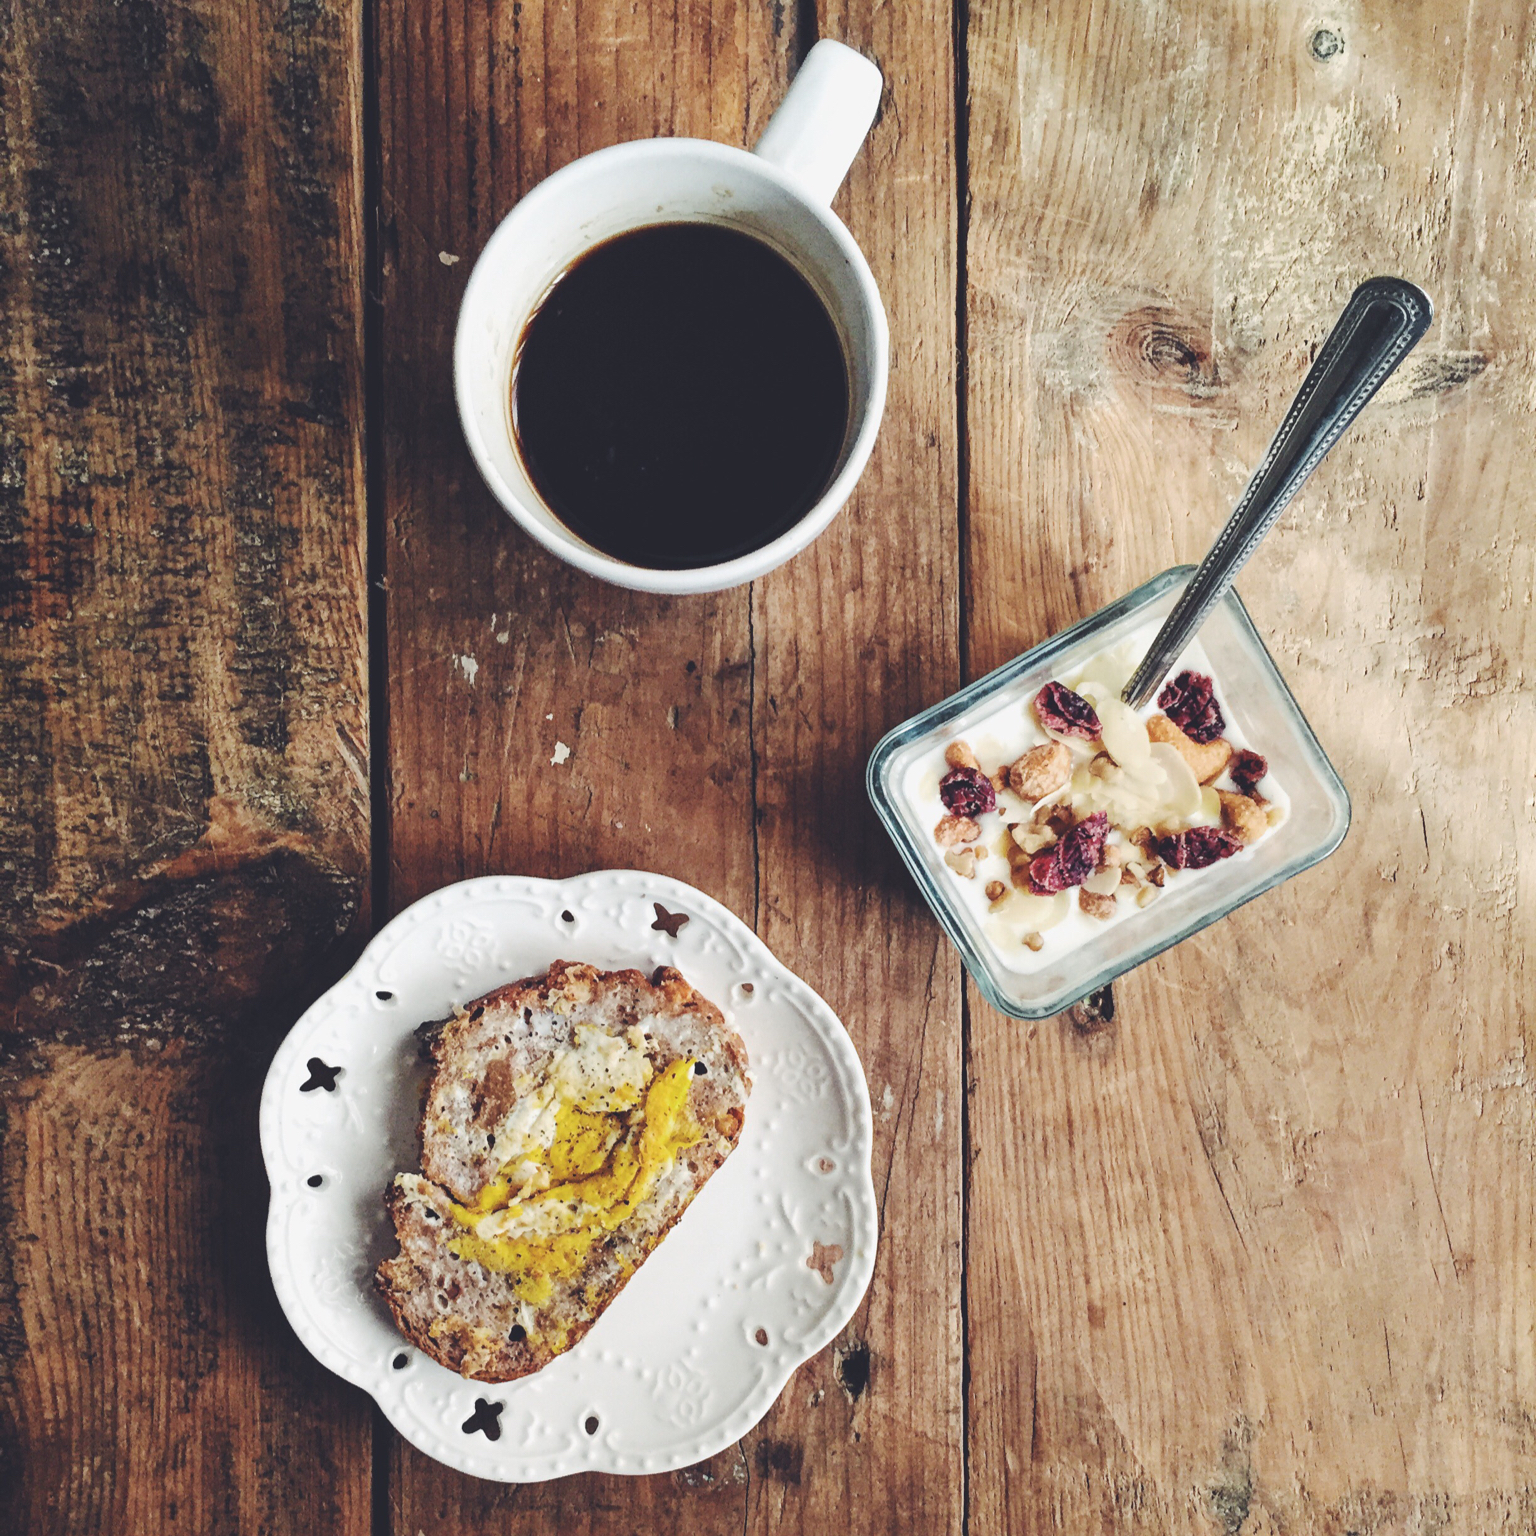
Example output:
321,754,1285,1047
446,1057,701,1307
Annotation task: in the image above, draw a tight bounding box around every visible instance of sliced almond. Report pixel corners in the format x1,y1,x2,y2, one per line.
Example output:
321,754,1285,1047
1146,741,1203,820
1012,890,1071,931
1095,694,1153,769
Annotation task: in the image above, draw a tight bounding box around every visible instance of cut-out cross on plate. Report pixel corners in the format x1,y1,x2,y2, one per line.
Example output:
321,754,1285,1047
651,902,689,937
462,1398,504,1440
300,1058,341,1093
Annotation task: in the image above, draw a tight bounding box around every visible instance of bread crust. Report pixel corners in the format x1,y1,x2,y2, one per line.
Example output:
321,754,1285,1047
375,960,749,1382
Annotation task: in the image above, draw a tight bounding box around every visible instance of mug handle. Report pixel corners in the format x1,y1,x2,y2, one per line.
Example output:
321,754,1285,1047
753,40,883,206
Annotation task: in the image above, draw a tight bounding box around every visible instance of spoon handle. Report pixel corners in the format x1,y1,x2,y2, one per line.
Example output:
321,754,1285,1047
1121,276,1433,710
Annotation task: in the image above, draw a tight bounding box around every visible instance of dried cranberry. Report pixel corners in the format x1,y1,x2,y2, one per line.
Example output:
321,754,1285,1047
1228,749,1267,797
1157,827,1243,869
1157,670,1225,744
1029,811,1109,894
939,765,996,818
1034,682,1101,740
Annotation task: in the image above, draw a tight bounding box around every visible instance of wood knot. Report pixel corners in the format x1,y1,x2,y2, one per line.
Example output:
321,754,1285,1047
1112,306,1220,399
1309,27,1344,60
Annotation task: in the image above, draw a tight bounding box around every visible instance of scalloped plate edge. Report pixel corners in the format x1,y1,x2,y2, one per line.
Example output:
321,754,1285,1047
259,869,879,1480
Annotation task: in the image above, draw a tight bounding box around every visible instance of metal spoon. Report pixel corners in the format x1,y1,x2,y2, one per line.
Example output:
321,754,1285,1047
1121,276,1433,710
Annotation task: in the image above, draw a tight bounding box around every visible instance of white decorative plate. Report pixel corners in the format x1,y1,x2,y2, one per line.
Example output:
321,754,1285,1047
259,871,878,1481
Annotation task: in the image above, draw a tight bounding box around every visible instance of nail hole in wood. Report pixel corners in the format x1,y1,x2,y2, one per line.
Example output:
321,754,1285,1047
462,1399,503,1439
1310,27,1343,59
1067,983,1116,1037
300,1058,341,1093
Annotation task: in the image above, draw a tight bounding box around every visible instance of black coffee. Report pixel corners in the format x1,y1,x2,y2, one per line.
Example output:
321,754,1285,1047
510,222,850,570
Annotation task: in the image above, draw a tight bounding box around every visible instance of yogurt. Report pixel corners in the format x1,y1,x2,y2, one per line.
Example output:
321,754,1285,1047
899,625,1289,975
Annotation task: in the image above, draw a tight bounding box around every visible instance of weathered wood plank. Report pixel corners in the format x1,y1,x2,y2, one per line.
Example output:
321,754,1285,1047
964,2,1536,1530
376,0,964,1528
744,0,964,1527
0,0,370,1529
377,0,776,1529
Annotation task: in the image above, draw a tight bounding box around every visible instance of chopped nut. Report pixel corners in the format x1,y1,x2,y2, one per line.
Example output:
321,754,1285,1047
989,767,1010,792
984,879,1007,902
1013,825,1056,855
1083,865,1122,896
944,739,980,771
1120,865,1139,886
1007,741,1072,801
934,815,981,848
1136,884,1159,908
1042,802,1076,835
1088,752,1118,780
1145,863,1166,887
1078,888,1118,920
1103,843,1129,867
1147,714,1233,784
1022,931,1045,952
944,848,978,878
1217,788,1268,846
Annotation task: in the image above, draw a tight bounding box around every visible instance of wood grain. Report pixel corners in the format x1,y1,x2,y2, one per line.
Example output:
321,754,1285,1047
963,2,1536,1530
745,0,964,1526
0,0,370,1529
12,0,1529,1527
377,2,778,1530
375,0,963,1529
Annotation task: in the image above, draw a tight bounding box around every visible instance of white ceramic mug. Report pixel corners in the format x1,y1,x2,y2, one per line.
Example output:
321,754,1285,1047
454,41,888,595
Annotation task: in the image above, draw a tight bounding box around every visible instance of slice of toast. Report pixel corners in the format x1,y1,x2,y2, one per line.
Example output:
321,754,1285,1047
376,959,750,1381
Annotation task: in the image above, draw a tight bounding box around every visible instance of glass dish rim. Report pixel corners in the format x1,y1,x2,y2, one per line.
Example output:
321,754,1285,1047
865,566,1352,1020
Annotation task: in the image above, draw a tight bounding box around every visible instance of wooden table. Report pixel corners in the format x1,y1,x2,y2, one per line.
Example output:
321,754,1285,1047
4,2,1532,1530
